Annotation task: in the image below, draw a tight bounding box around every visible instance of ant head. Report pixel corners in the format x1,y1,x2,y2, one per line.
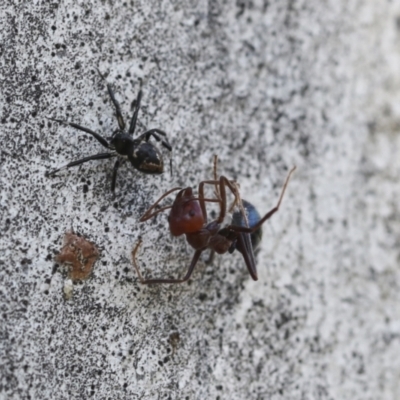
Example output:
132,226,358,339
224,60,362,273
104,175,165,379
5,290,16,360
168,188,205,236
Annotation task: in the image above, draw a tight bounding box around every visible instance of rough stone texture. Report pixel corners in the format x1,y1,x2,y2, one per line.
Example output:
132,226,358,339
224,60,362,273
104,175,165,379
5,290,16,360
1,1,400,399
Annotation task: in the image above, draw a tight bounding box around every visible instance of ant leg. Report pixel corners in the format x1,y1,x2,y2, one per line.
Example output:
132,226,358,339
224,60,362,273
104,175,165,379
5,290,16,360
132,240,203,284
48,118,110,149
139,185,221,223
140,129,172,152
198,178,225,224
139,190,227,222
218,176,242,217
139,187,183,222
206,249,215,264
210,155,239,212
46,153,117,176
97,69,126,131
199,156,240,225
230,166,296,234
211,156,246,226
128,90,142,136
212,155,220,200
111,159,121,193
198,177,241,224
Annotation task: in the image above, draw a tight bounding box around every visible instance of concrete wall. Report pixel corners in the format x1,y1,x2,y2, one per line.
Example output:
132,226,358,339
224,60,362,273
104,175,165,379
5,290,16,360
1,1,400,398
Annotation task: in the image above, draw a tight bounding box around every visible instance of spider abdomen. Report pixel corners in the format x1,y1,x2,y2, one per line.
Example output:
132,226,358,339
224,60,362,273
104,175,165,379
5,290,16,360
129,142,163,174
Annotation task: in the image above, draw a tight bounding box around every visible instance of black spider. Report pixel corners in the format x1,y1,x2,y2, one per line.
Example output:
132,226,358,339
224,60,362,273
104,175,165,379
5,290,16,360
46,70,172,193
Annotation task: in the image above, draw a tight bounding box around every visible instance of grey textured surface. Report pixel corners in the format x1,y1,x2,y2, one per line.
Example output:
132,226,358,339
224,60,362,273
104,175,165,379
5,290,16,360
1,1,400,399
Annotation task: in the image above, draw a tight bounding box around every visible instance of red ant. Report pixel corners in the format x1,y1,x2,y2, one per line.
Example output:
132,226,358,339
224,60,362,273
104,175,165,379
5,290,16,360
132,157,296,284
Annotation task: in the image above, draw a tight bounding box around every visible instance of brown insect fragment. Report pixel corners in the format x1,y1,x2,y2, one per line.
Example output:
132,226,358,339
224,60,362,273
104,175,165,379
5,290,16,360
56,233,99,281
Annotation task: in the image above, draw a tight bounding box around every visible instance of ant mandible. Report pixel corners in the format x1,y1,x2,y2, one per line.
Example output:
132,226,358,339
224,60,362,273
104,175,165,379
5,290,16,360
132,156,296,284
46,69,172,193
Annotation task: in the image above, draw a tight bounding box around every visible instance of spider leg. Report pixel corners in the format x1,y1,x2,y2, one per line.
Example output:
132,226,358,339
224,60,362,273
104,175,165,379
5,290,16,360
132,240,203,284
48,118,110,149
128,90,142,136
46,152,117,176
140,129,172,152
111,159,121,193
107,84,126,131
97,69,126,131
